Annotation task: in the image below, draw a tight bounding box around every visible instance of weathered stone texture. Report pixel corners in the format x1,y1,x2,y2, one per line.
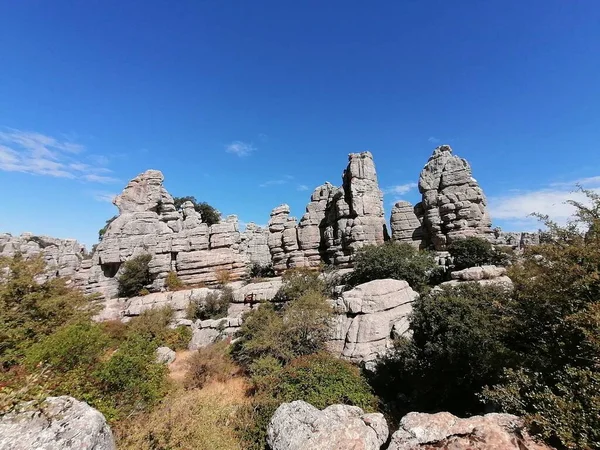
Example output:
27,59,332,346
268,152,386,271
329,279,418,363
390,201,424,247
0,396,115,450
418,145,493,250
267,400,388,450
388,411,552,450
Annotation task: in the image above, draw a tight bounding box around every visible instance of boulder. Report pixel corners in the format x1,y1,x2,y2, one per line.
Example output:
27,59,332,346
0,396,115,450
329,279,418,363
156,346,176,364
267,400,388,450
388,411,552,450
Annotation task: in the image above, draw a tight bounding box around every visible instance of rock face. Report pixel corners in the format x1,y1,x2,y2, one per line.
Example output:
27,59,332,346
418,145,493,250
156,346,176,364
439,265,514,289
390,201,424,247
494,229,540,250
0,396,116,450
388,411,552,450
329,279,418,363
267,400,388,450
0,232,88,282
268,152,386,272
79,170,270,299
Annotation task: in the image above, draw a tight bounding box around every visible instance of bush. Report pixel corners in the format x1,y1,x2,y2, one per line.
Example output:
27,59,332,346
173,196,221,226
215,269,231,286
118,254,153,298
188,288,232,320
185,341,238,389
98,215,117,241
165,271,183,290
448,236,508,270
370,283,515,418
0,255,97,370
274,267,327,302
232,290,333,367
347,242,439,292
248,262,275,279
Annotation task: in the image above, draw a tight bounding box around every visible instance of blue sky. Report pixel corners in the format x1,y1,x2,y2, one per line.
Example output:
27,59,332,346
1,1,599,247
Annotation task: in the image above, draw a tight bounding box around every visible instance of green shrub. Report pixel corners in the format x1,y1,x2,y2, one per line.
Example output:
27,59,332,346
95,333,168,420
118,254,153,298
126,307,173,343
370,283,515,418
274,267,327,302
0,255,97,370
165,271,183,290
184,341,238,389
188,288,232,320
249,263,275,279
448,236,508,270
98,215,117,241
25,322,108,372
232,290,333,367
173,196,221,226
347,242,440,292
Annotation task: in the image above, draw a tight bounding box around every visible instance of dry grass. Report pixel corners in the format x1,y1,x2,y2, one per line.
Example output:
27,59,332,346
184,341,239,389
115,379,250,450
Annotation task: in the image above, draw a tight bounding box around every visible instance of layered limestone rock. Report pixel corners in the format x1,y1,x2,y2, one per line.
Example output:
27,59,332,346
268,152,386,271
439,265,513,290
80,170,269,299
388,411,551,450
267,401,389,450
329,279,418,363
0,396,116,450
0,232,88,282
494,229,540,250
418,145,493,250
389,201,424,247
240,223,271,266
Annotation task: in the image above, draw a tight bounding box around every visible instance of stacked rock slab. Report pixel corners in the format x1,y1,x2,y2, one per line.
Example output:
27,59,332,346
0,232,88,282
418,145,493,250
389,201,424,247
268,152,386,271
81,169,269,299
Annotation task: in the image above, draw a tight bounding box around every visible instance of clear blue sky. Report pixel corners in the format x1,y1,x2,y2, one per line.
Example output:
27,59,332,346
1,1,599,247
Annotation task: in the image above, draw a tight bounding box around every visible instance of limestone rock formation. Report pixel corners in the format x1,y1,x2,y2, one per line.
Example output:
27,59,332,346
188,317,242,349
268,152,386,271
329,279,418,363
390,201,424,247
0,232,87,282
79,169,269,299
156,346,176,364
418,145,493,250
0,396,116,450
494,229,540,250
388,411,552,450
267,400,388,450
439,265,514,289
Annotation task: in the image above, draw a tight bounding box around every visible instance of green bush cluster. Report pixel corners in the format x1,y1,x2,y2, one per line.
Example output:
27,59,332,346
187,287,232,320
372,189,600,449
118,254,153,297
448,236,510,270
173,196,221,226
346,241,441,292
248,262,275,279
165,271,183,290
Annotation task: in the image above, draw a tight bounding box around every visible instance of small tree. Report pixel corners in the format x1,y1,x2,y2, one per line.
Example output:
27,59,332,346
448,236,507,270
173,196,221,226
118,254,153,298
98,215,117,241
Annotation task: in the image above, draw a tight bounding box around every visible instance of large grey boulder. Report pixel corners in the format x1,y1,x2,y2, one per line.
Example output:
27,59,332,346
0,396,115,450
329,279,418,363
388,411,552,450
156,346,176,364
267,400,388,450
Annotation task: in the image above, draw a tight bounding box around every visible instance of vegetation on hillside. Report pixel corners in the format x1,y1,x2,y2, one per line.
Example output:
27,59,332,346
447,236,510,270
117,253,153,297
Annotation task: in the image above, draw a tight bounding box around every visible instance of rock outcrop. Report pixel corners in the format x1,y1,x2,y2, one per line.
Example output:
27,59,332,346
79,170,270,299
268,152,386,272
267,400,388,450
390,201,424,247
388,411,552,450
329,279,418,363
0,232,88,282
439,265,513,289
418,145,493,250
494,229,540,250
0,396,116,450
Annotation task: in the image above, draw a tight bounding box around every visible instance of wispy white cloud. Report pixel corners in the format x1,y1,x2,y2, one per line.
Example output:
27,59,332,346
0,128,118,183
383,182,417,195
428,136,440,144
297,184,310,192
489,175,600,229
225,140,256,157
259,175,294,188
